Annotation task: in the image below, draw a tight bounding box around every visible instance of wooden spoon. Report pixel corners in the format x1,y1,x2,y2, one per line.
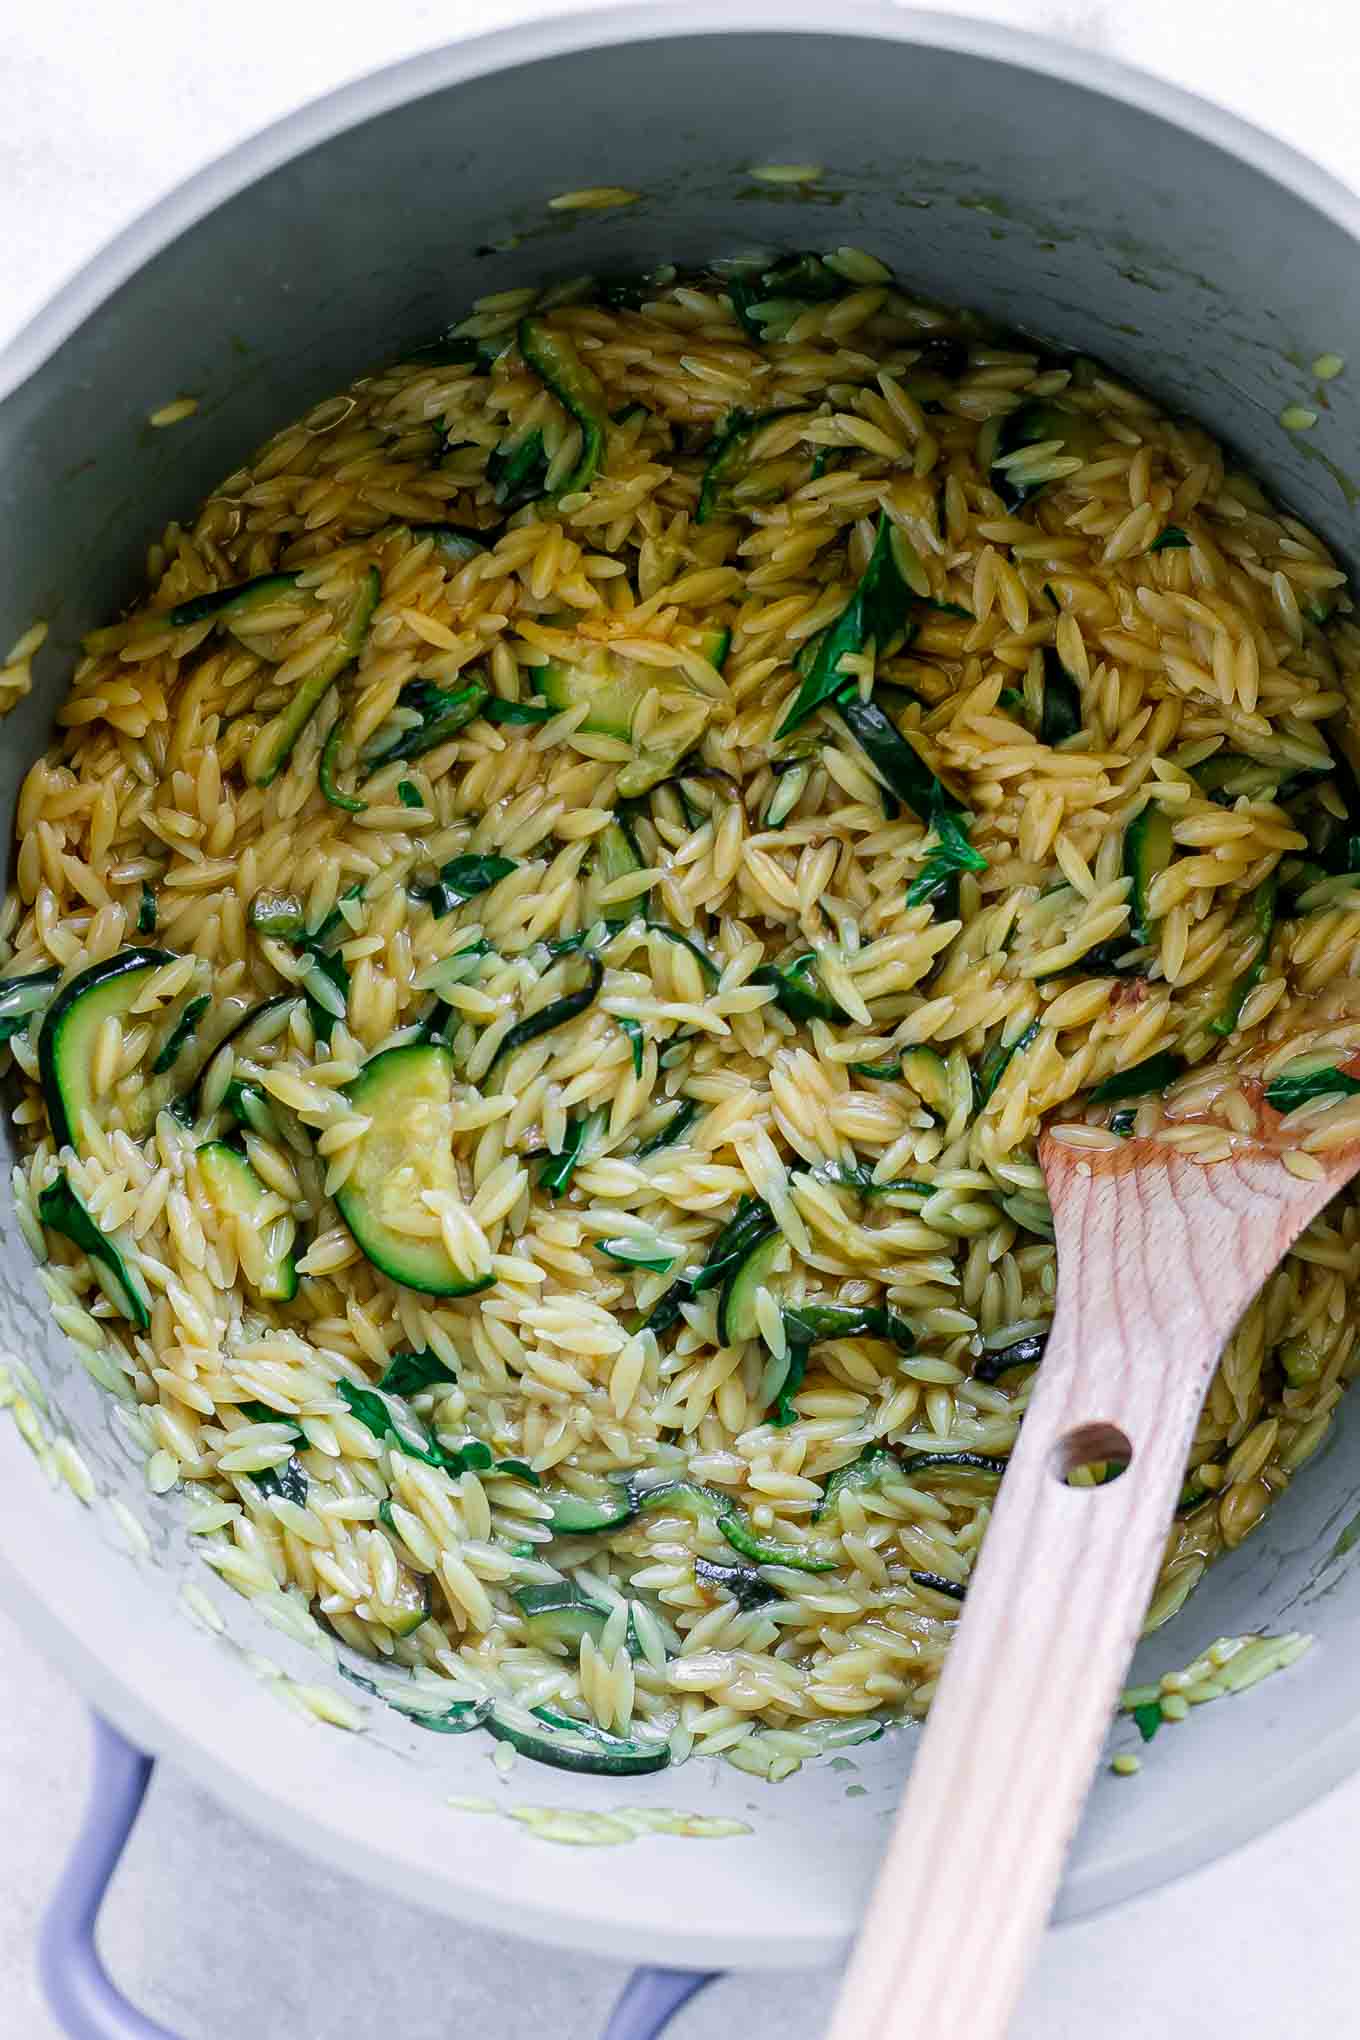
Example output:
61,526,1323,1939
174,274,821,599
827,1128,1359,2040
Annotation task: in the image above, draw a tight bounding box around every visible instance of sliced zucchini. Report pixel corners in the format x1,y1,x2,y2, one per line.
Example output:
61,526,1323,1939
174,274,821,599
334,1044,496,1296
717,1224,783,1345
643,920,721,985
1148,525,1190,553
1087,1049,1184,1105
168,572,300,632
635,1096,701,1158
898,1450,1009,1483
780,1302,914,1351
365,676,490,768
150,993,209,1076
1264,1054,1360,1113
197,1142,298,1302
488,952,603,1072
0,967,59,1045
370,1569,431,1638
37,1172,151,1329
247,566,380,787
319,720,368,814
595,816,645,891
974,1018,1041,1109
630,1477,723,1526
815,1446,907,1520
39,947,174,1153
518,318,609,497
1124,804,1174,947
900,1045,951,1117
716,1511,835,1573
485,1701,670,1777
910,1570,966,1603
973,1331,1046,1384
694,1555,781,1610
137,884,158,935
513,1581,620,1654
487,430,549,508
1210,873,1277,1038
536,644,650,740
543,1487,637,1535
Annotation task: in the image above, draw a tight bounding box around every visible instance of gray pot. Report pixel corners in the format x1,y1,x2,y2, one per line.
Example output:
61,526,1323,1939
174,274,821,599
2,0,1359,1981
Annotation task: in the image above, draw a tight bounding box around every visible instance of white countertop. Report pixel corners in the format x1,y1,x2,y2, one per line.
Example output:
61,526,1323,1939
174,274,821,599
4,2,1360,2033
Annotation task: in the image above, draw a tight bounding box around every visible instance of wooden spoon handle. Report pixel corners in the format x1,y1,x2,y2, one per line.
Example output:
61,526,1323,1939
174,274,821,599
826,1138,1343,2040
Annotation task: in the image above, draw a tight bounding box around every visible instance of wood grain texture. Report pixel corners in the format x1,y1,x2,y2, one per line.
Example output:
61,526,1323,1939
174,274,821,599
827,1133,1360,2040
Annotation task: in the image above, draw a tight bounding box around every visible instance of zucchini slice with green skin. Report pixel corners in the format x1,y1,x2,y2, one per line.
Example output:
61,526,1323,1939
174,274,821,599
319,721,368,814
973,1331,1046,1384
0,967,59,1045
1210,873,1277,1037
221,1076,283,1142
37,1173,151,1329
1264,1054,1360,1113
536,645,650,740
518,318,610,497
197,1143,298,1302
717,1226,783,1345
334,1044,497,1296
910,1570,966,1603
39,947,174,1153
247,566,381,787
716,1511,836,1573
694,1555,781,1609
365,677,491,768
488,952,604,1073
974,1018,1041,1109
1124,805,1174,947
815,1446,907,1520
781,1303,914,1351
635,1096,701,1158
136,885,158,935
595,816,646,893
1087,1049,1184,1105
898,1450,1009,1482
543,1488,637,1534
697,407,811,524
513,1581,638,1656
168,572,299,631
150,993,209,1076
900,1045,951,1117
485,1701,671,1776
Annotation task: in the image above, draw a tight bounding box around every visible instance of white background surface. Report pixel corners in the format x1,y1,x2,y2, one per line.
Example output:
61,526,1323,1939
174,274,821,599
2,1,1359,2034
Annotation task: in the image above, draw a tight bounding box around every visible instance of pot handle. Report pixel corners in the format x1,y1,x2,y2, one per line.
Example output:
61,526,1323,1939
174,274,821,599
40,1715,178,2039
44,1715,721,2040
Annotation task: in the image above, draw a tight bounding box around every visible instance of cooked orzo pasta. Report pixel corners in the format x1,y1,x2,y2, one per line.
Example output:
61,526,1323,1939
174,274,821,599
8,245,1360,1779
